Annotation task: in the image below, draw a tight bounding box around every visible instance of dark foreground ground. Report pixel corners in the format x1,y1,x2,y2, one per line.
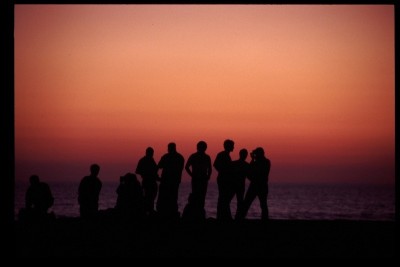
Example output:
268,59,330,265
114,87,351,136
15,217,395,257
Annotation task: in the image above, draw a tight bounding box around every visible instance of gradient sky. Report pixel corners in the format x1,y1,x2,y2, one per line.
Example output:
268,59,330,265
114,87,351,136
15,5,394,184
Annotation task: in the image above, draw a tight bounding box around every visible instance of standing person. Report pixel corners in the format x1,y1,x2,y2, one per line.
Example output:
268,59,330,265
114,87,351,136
136,147,159,216
184,141,212,218
156,142,185,219
237,147,271,221
78,164,102,219
25,175,54,216
213,139,234,221
231,149,250,220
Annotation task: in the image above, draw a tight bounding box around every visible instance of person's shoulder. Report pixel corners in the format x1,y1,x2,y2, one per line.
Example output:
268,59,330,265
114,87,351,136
41,182,51,188
216,151,224,157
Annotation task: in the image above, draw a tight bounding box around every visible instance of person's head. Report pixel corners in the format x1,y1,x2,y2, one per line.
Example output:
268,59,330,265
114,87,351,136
90,164,100,176
29,175,40,185
168,142,176,153
197,141,207,153
124,172,138,184
239,149,248,160
254,147,265,158
223,139,234,152
146,147,154,157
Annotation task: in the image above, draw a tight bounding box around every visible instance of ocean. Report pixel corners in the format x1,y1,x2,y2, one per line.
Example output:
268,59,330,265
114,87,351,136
14,181,395,221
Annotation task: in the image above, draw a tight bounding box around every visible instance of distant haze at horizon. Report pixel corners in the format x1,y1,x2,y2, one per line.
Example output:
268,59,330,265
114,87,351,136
15,5,394,185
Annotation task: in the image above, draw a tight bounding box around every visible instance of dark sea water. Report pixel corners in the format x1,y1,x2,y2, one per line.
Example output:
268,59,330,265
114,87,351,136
14,181,395,221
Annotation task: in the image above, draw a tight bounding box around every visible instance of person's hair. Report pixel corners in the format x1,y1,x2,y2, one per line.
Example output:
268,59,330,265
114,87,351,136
168,142,176,152
146,147,154,156
239,149,248,159
29,175,39,184
223,139,234,150
90,164,100,175
197,141,207,152
255,147,265,157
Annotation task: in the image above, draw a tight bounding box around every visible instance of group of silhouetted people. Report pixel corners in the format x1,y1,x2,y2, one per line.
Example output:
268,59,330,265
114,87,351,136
20,139,271,222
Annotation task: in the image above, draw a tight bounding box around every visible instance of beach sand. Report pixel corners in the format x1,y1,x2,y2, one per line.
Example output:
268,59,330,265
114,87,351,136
15,217,394,257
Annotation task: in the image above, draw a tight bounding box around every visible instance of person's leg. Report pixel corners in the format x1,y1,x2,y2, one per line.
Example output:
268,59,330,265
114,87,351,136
199,179,208,209
236,182,256,220
258,185,269,220
149,181,158,213
217,178,232,221
235,181,245,219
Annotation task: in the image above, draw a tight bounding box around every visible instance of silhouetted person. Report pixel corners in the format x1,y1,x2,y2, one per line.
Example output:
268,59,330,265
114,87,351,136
182,193,206,222
214,139,234,221
236,147,271,221
115,173,144,218
24,175,54,217
136,147,159,216
78,164,102,219
185,141,212,214
231,149,250,219
156,142,185,219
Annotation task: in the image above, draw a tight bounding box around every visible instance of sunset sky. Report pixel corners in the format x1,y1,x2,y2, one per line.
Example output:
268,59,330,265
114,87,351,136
15,5,394,184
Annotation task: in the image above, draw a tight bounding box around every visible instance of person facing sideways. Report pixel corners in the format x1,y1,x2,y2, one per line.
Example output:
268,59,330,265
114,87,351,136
236,147,271,221
115,172,144,218
156,142,185,219
25,175,54,216
184,141,212,219
78,164,102,219
231,149,250,220
136,147,159,216
213,139,235,221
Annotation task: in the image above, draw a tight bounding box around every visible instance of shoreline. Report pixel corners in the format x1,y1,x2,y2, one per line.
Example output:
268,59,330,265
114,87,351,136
15,217,395,257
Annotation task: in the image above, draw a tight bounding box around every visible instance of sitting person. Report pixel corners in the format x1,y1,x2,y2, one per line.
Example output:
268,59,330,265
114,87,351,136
115,173,145,218
181,193,206,222
19,175,54,221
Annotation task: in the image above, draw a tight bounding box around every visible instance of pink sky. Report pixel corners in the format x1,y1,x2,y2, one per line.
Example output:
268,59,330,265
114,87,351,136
15,5,394,184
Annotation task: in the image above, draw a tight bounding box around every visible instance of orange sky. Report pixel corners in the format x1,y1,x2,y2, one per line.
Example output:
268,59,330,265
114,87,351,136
15,5,394,184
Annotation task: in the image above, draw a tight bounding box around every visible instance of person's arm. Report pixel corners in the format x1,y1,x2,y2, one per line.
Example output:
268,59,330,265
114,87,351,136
135,159,142,175
78,180,83,204
157,156,164,170
45,184,54,208
207,155,212,179
185,155,193,177
25,188,32,209
157,156,165,179
180,154,185,172
213,153,221,172
265,159,271,180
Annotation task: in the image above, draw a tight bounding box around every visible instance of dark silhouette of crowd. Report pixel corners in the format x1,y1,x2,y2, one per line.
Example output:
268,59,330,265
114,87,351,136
19,139,271,223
